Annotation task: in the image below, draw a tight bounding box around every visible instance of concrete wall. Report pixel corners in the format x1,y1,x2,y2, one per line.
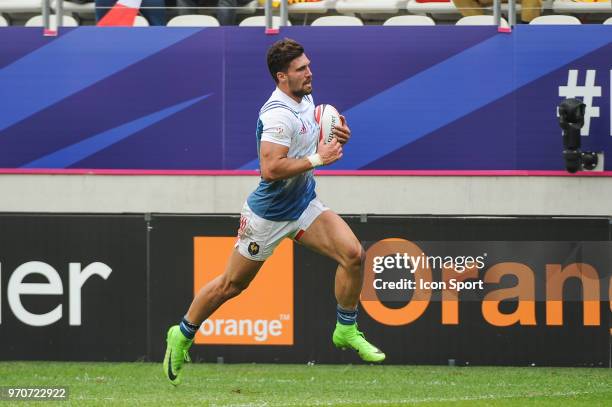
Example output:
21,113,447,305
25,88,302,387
2,175,611,216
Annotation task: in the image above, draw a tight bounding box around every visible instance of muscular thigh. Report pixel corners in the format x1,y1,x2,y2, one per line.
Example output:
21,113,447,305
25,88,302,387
298,210,362,265
224,248,264,289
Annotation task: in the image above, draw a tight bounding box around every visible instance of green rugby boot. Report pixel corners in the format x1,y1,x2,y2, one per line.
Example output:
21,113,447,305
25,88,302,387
332,322,385,363
163,325,193,386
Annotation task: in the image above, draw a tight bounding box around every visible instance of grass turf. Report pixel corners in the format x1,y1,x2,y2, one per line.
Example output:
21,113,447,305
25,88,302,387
0,362,610,406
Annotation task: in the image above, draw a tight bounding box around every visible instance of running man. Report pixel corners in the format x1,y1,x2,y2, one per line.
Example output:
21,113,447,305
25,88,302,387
164,38,385,386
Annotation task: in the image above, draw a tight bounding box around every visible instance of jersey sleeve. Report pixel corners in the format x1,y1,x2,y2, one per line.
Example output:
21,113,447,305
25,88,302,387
259,108,296,148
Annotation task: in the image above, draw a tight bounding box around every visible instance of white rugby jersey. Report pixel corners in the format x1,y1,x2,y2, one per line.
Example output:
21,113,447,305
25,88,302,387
247,88,319,221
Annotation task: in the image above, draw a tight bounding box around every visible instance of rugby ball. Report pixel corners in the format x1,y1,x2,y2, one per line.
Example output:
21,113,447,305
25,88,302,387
314,104,341,144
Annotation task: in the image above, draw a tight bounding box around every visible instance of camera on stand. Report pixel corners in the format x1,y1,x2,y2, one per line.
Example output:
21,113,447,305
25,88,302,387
558,98,600,173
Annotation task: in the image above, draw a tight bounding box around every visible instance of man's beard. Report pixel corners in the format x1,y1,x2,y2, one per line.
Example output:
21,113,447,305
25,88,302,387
292,87,312,98
289,80,312,98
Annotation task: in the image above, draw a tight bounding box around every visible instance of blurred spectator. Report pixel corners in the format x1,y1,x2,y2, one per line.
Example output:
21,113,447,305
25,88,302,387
176,0,253,25
452,0,542,23
95,0,167,25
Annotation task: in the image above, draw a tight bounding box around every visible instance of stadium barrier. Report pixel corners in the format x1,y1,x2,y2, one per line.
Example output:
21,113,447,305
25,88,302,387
0,213,610,366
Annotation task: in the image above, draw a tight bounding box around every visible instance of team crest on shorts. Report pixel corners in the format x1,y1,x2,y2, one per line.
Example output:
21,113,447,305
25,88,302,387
248,241,260,256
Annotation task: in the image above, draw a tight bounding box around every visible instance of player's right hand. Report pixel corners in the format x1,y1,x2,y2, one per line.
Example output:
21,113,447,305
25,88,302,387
318,138,343,166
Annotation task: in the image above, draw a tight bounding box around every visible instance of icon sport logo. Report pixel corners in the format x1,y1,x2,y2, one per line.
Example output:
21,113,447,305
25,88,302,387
193,237,293,345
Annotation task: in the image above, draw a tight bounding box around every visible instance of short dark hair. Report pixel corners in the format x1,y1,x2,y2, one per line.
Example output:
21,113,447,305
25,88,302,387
267,38,305,84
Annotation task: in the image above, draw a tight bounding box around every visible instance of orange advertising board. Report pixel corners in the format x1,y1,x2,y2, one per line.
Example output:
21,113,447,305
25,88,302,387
193,237,293,345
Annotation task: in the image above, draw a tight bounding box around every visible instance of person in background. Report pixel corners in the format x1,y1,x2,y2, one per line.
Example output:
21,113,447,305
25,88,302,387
95,0,167,26
176,0,253,25
452,0,542,23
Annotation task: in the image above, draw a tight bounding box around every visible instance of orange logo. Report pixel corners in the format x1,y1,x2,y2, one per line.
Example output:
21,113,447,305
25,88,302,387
193,237,293,345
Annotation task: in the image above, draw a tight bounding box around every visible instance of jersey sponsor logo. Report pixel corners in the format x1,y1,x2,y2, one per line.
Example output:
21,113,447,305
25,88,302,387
193,237,293,345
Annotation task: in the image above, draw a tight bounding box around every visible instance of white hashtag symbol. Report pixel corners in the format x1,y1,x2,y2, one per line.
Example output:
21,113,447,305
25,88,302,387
558,70,601,136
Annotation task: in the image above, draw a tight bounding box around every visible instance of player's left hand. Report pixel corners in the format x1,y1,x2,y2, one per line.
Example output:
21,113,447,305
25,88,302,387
333,115,351,145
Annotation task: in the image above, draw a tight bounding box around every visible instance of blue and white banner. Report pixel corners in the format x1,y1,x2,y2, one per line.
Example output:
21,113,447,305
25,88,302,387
0,26,610,172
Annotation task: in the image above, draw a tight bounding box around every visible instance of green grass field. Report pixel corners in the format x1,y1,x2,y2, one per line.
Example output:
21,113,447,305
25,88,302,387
0,362,611,406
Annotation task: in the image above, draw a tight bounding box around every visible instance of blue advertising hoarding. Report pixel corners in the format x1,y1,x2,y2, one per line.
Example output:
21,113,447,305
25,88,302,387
0,26,610,172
